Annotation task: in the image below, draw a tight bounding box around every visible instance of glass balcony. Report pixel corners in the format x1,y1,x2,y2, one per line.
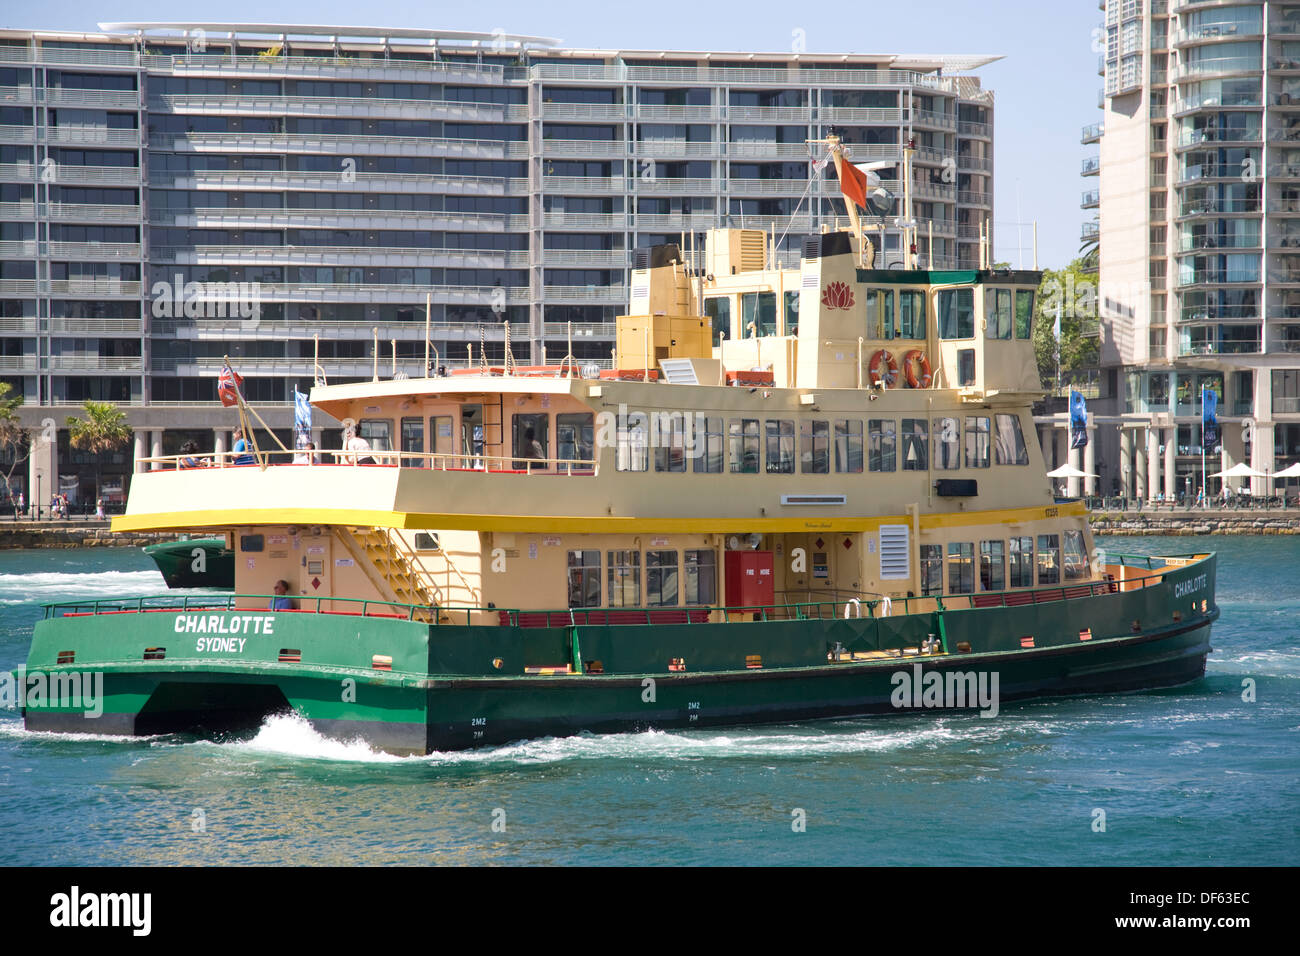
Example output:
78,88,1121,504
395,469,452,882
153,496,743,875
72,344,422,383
1081,122,1103,144
1081,156,1101,175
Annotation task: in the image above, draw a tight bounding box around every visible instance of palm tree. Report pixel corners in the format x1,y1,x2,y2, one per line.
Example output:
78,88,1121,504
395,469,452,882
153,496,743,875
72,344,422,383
66,400,131,510
0,382,31,511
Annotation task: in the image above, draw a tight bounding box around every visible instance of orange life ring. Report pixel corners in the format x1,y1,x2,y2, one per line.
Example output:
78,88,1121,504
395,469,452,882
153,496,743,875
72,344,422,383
868,349,899,388
902,349,932,388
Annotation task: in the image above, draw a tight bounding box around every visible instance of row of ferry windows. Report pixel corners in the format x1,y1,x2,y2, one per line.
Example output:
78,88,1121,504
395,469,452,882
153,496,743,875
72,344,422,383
568,549,717,609
702,288,1036,342
615,414,1030,473
920,531,1088,596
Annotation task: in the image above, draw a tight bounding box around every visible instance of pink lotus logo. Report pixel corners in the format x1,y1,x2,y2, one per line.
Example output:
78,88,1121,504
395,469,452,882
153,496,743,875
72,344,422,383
821,281,854,310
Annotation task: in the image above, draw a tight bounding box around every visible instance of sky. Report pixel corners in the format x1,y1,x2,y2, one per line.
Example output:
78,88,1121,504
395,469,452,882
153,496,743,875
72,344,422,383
3,0,1101,269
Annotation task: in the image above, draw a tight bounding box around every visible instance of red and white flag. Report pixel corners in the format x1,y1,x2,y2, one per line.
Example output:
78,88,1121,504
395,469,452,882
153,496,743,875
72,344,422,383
218,363,244,408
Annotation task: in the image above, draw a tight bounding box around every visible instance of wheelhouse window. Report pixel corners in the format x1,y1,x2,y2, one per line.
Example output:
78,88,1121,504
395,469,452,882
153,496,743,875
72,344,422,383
691,415,724,473
512,413,548,469
948,541,974,594
568,550,601,608
607,550,641,607
800,419,830,474
728,418,760,473
986,288,1013,339
557,412,594,472
1063,529,1089,581
1036,534,1060,586
980,540,1005,591
684,549,717,605
742,290,777,337
646,550,679,606
868,418,896,472
866,287,896,339
994,413,1029,465
934,416,960,469
1009,536,1033,588
834,419,863,473
921,544,943,596
901,418,928,471
957,348,976,386
765,419,795,473
937,288,975,338
783,290,800,335
401,417,424,466
964,416,990,468
359,419,393,452
1015,289,1034,339
899,290,926,339
704,296,730,345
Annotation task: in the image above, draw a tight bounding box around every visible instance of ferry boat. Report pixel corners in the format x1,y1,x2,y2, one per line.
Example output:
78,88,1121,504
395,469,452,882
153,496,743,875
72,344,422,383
17,140,1217,753
142,537,235,590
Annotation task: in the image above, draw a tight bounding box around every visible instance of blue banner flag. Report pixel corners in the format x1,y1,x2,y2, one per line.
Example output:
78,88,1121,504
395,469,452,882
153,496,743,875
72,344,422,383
1202,386,1219,451
293,389,312,449
1069,389,1089,450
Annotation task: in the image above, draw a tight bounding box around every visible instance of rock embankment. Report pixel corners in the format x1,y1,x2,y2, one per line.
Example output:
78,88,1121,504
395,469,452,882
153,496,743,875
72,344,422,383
0,524,177,549
1088,511,1300,535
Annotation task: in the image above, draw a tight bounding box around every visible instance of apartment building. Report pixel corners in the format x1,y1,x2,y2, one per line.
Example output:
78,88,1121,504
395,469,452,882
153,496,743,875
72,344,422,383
1097,0,1300,500
0,22,999,510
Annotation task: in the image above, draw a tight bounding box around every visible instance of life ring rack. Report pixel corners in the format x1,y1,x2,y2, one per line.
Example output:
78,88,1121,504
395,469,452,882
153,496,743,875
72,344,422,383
902,349,933,389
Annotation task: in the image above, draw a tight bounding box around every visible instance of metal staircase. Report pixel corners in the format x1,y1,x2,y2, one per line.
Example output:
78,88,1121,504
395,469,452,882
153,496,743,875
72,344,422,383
335,527,441,622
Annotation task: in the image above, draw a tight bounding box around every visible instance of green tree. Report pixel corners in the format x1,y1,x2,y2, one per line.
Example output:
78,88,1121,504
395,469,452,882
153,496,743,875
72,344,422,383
0,382,31,510
1034,257,1101,394
66,400,131,507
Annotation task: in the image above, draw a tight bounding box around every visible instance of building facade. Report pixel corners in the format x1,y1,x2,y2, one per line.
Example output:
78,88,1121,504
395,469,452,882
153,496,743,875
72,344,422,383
0,22,998,512
1097,0,1300,501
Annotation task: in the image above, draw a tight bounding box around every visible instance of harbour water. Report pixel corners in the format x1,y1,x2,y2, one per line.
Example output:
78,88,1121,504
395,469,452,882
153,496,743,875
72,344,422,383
0,538,1296,866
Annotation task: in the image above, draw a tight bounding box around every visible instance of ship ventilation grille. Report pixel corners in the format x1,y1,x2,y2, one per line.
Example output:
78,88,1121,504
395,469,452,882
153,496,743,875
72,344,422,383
738,231,766,272
780,493,846,506
659,359,699,385
879,524,911,580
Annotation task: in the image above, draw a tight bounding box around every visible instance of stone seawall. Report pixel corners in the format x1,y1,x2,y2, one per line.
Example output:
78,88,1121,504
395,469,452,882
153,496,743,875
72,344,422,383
0,525,180,549
1089,511,1300,535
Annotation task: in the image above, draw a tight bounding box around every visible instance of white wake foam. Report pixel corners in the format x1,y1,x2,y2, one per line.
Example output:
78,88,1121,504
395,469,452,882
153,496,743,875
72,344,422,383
0,569,164,605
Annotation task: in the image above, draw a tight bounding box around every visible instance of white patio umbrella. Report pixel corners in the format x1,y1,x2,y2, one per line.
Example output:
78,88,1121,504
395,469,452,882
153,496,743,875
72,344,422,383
1273,462,1300,479
1209,462,1265,479
1045,463,1097,479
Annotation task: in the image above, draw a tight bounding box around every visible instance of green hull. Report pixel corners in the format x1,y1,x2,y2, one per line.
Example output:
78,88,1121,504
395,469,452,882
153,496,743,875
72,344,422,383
19,555,1217,754
143,538,234,590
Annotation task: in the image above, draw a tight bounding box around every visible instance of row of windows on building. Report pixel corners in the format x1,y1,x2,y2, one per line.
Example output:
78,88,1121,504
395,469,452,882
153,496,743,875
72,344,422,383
920,530,1088,596
567,548,716,609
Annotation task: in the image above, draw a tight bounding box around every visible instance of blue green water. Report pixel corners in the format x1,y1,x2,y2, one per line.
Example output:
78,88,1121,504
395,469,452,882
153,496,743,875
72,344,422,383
1,538,1296,866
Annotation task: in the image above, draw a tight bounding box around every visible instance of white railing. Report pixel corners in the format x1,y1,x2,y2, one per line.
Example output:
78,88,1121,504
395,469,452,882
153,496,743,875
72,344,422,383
139,448,600,475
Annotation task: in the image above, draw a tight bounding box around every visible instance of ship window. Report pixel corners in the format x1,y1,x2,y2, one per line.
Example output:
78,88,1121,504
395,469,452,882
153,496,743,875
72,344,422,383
948,542,975,594
957,348,976,386
833,419,863,473
1015,290,1035,339
1063,529,1089,581
899,290,926,339
616,410,649,472
607,550,641,607
684,549,717,605
401,417,424,467
359,418,393,451
1036,534,1061,586
868,418,896,472
654,412,687,473
728,418,760,473
742,291,777,337
994,413,1030,465
240,534,264,552
414,533,440,551
800,420,829,474
783,290,800,335
704,296,730,346
557,413,594,473
986,288,1013,339
964,416,991,468
934,416,960,470
512,414,549,470
1009,536,1034,588
937,288,975,338
867,288,896,339
568,550,601,608
921,544,943,596
461,405,483,466
980,540,1005,591
646,550,679,606
692,415,724,473
765,419,795,473
901,418,928,470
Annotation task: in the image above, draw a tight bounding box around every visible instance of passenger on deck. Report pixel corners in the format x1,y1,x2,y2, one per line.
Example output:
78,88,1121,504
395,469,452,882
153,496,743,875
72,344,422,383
232,428,255,466
344,427,376,465
179,440,206,469
271,580,293,611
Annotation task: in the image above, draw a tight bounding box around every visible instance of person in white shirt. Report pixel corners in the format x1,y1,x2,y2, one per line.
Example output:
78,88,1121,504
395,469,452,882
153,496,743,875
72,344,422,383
344,428,375,465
